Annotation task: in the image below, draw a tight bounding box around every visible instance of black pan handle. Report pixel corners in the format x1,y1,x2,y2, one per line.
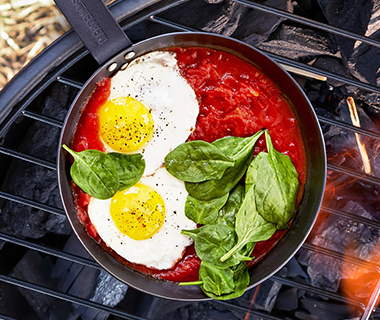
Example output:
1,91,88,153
54,0,132,65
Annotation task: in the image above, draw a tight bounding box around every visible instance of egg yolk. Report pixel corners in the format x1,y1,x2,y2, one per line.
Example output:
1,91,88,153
98,96,154,152
110,183,165,240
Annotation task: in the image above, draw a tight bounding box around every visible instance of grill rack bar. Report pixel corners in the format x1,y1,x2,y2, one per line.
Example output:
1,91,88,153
0,191,65,216
1,0,380,319
0,146,56,170
0,275,146,320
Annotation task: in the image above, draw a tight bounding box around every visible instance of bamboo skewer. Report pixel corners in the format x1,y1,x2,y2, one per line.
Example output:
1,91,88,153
347,97,372,175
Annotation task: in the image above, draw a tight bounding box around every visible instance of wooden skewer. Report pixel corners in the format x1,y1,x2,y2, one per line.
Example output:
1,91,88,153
347,97,372,175
280,63,327,81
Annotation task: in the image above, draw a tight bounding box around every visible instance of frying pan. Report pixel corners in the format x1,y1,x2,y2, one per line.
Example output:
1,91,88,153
56,0,326,300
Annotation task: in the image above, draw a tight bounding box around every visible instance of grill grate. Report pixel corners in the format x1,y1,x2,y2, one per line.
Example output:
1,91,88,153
1,0,380,319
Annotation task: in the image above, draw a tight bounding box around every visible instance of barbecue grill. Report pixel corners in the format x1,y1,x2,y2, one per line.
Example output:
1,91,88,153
1,0,380,319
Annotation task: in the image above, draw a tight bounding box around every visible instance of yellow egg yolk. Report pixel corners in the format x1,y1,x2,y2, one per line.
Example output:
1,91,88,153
110,183,165,240
98,96,154,152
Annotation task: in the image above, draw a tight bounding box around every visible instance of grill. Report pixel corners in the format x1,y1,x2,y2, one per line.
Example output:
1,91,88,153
1,0,380,319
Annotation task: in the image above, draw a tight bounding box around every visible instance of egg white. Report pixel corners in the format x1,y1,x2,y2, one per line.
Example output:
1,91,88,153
88,167,197,270
103,51,199,176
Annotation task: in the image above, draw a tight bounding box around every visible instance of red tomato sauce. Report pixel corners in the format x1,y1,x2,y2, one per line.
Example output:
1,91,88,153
70,47,307,282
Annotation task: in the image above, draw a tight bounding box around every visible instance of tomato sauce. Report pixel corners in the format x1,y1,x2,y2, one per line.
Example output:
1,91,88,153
70,47,307,282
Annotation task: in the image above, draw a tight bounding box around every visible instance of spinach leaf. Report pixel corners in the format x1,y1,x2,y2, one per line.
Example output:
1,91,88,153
180,261,250,300
181,226,204,242
165,140,235,183
217,184,244,228
221,186,276,262
194,224,248,268
185,193,229,225
107,153,145,191
202,262,250,300
198,261,235,296
62,145,119,200
186,130,263,201
255,130,299,229
245,152,266,194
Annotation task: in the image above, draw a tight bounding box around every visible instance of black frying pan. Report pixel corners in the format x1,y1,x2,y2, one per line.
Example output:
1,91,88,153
56,0,326,301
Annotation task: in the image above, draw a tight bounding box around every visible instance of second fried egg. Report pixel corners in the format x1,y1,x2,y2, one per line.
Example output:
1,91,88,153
88,167,196,270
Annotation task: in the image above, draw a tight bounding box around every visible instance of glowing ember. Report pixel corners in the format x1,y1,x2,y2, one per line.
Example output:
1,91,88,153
347,97,372,175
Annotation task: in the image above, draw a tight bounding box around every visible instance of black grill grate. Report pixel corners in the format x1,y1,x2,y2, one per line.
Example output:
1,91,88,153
1,0,380,319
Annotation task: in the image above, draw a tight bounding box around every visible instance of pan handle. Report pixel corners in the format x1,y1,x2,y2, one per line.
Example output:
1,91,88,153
54,0,132,65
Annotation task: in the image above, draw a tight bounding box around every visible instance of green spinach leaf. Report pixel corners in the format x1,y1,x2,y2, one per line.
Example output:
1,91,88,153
245,152,266,194
165,140,235,183
186,130,263,201
203,262,250,300
194,224,249,268
217,184,244,228
199,261,235,296
107,153,145,191
181,226,204,242
62,145,119,200
221,186,276,262
255,130,299,229
185,193,229,225
180,261,250,301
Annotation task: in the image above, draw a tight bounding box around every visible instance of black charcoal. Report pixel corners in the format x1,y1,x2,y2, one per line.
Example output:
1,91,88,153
299,201,380,292
233,0,294,46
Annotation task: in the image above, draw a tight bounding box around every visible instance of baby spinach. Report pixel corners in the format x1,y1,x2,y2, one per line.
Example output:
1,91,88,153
198,261,235,296
181,226,204,241
245,152,266,195
180,261,250,300
62,145,119,200
203,262,250,300
185,130,263,201
175,129,300,300
185,193,229,225
193,224,252,269
63,145,146,199
194,224,238,268
220,186,276,262
217,184,244,228
254,130,299,229
165,140,235,183
107,153,145,191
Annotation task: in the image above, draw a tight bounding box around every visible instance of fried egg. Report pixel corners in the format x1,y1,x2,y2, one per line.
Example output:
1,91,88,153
99,50,199,176
88,51,199,270
88,167,196,270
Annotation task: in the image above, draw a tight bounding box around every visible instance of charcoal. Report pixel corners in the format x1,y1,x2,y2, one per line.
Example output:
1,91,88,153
0,83,74,240
202,0,248,36
135,295,244,320
253,267,287,312
0,280,37,320
285,257,308,279
316,0,380,85
257,24,339,61
232,0,293,46
298,200,380,292
294,311,319,320
81,271,129,320
299,297,359,320
274,287,298,311
204,0,224,3
145,0,226,36
312,56,351,87
10,250,77,320
51,234,128,320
